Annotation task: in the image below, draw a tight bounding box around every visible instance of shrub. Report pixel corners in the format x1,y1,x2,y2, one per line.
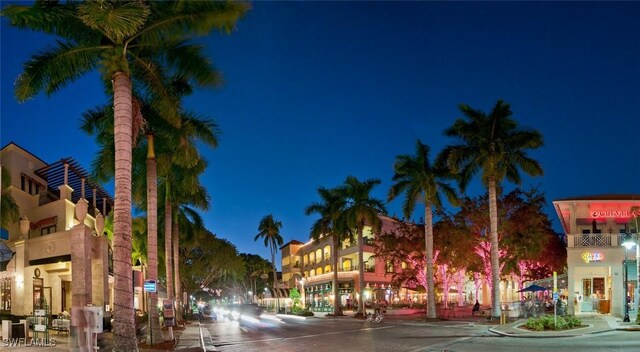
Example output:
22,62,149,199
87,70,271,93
295,309,314,317
524,315,582,331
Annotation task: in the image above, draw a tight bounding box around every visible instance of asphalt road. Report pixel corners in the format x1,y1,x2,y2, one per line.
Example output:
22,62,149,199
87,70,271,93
204,314,640,352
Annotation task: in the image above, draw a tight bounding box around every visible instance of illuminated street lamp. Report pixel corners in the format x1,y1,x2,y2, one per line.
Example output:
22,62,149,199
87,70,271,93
622,233,636,322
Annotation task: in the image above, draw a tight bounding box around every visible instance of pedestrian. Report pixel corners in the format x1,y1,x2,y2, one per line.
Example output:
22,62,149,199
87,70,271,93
472,300,480,316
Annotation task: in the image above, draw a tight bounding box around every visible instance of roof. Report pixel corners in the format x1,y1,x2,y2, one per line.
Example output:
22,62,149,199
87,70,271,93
554,194,640,202
35,158,114,215
280,239,304,250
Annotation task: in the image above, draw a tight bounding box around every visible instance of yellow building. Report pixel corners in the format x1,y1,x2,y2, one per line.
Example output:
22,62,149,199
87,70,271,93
1,142,113,321
280,215,422,311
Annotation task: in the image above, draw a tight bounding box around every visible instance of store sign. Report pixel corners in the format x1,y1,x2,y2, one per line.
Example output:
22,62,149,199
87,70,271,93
590,210,640,218
582,252,604,263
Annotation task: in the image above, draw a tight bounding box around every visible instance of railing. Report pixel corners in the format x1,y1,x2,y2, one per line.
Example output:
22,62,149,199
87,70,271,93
567,233,638,247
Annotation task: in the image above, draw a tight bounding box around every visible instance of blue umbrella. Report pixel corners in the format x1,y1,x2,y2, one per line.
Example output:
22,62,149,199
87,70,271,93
517,284,548,293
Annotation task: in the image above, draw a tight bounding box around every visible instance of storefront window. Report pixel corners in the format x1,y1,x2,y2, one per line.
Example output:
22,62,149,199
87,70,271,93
0,278,10,311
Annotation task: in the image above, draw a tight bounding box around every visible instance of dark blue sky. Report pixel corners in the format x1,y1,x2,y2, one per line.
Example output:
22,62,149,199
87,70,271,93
2,2,639,263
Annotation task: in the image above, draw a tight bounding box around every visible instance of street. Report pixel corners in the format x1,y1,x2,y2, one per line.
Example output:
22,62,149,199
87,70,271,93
203,314,640,352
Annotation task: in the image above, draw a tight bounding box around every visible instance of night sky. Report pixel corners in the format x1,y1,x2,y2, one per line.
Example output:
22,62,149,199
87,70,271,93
1,2,639,264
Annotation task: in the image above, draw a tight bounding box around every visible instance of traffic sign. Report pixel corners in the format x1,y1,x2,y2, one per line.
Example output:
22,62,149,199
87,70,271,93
144,279,157,292
553,292,559,301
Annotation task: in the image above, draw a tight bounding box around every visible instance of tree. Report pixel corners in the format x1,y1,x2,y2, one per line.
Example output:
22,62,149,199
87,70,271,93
388,140,457,319
0,166,20,228
3,2,248,349
336,176,386,317
180,230,245,298
305,187,348,316
437,100,543,318
254,215,284,312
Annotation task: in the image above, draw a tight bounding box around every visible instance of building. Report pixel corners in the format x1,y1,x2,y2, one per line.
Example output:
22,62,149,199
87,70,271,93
280,215,423,311
553,194,640,318
0,142,113,320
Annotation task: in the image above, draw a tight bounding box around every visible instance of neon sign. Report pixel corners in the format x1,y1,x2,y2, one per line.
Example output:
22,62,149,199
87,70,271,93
582,252,604,263
590,210,640,218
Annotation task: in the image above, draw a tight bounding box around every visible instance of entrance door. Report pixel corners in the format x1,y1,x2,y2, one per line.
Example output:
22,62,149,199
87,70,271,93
33,278,44,311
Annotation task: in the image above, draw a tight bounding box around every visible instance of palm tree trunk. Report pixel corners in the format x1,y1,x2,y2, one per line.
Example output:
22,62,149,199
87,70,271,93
112,72,138,352
332,235,342,316
357,226,365,317
425,202,437,319
164,182,173,340
488,178,501,318
146,134,164,344
172,217,182,323
271,246,279,312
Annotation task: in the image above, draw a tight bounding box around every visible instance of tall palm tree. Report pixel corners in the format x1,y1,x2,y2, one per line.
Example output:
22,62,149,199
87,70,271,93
254,215,284,312
437,100,543,318
388,140,457,319
305,187,347,316
336,176,386,317
3,2,247,349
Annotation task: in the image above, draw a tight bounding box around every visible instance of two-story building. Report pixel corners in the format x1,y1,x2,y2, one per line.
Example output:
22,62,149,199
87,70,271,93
0,142,113,320
554,194,640,318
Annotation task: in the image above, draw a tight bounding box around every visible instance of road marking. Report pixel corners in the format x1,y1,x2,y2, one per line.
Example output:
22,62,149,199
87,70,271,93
214,325,395,346
406,334,485,352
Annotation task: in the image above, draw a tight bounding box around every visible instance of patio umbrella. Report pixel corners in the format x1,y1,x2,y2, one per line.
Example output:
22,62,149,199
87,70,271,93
517,284,548,293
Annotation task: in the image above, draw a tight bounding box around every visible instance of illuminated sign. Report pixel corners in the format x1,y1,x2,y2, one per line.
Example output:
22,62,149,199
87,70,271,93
590,210,640,218
582,252,604,263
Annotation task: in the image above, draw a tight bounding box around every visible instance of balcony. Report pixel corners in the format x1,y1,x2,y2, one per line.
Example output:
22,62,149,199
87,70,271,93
567,233,638,248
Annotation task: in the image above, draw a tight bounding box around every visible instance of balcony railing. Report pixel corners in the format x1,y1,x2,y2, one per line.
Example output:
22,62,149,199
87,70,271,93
567,233,638,248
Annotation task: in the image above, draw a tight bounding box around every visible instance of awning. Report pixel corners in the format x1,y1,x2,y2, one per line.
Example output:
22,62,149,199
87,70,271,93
263,288,290,298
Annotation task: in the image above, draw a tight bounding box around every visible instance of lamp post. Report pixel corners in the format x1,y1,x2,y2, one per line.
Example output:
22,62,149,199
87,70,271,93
622,233,636,322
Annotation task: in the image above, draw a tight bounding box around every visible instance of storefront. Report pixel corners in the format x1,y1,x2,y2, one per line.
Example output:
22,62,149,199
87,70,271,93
554,195,640,318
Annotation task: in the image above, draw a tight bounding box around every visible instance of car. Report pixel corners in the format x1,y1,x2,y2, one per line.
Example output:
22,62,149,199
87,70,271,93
238,303,263,319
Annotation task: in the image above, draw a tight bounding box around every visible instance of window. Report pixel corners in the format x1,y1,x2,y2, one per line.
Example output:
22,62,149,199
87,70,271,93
41,225,56,236
310,269,316,277
315,249,323,262
20,173,42,196
303,254,309,265
323,245,331,261
342,260,352,271
386,261,394,273
401,262,408,269
0,278,10,311
324,265,332,273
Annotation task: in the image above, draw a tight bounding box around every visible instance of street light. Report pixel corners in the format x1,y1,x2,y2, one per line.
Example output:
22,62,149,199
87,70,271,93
622,232,636,322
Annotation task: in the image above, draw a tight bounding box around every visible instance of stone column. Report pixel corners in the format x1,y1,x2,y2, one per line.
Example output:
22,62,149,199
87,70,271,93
91,235,109,308
13,240,27,316
70,199,92,351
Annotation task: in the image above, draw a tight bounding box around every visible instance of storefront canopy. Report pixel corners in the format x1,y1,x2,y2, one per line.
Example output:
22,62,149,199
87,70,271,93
263,288,290,298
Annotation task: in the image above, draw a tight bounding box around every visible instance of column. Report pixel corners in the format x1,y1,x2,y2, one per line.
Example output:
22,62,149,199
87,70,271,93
70,199,92,351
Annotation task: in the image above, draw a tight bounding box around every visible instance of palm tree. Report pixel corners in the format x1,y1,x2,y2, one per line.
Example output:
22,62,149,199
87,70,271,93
0,166,20,228
305,187,347,316
254,215,284,312
388,140,457,319
3,2,247,349
336,176,386,317
437,100,543,318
